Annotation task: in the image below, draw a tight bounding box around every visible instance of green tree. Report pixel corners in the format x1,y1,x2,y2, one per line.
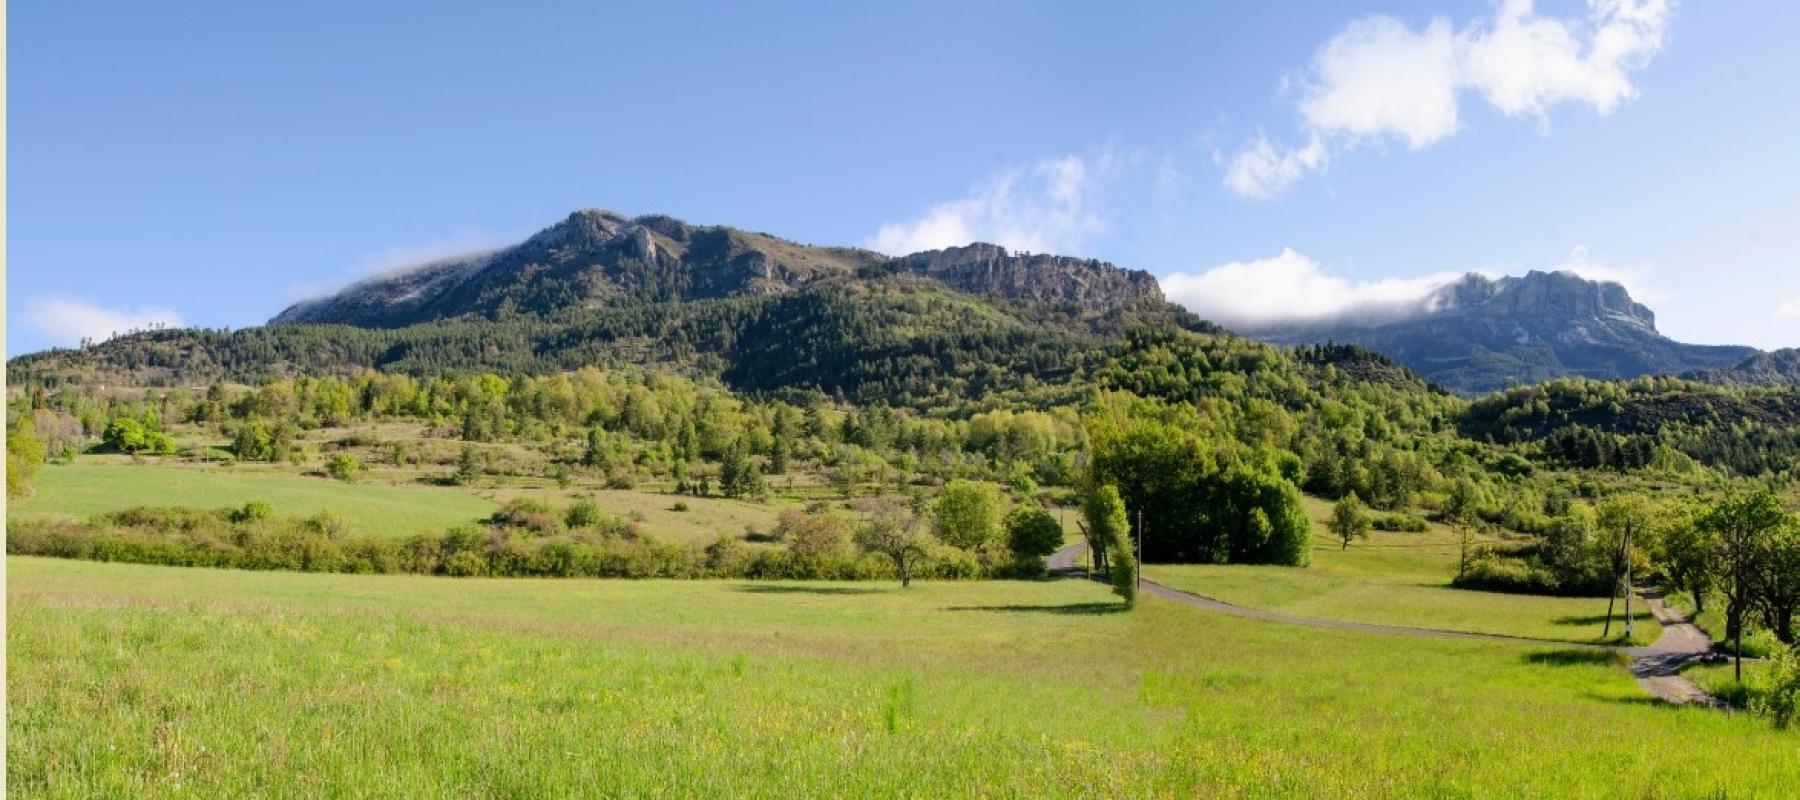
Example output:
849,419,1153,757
454,445,483,486
768,406,793,475
1657,510,1716,613
1005,505,1064,577
855,504,931,588
1330,492,1372,550
719,440,763,499
1752,523,1800,645
6,419,48,499
1701,491,1790,679
103,417,149,453
1109,540,1138,605
933,480,1008,551
582,427,609,469
1080,483,1130,575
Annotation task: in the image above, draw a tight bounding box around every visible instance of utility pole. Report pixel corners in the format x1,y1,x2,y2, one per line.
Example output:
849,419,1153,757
1136,507,1144,591
1603,519,1631,639
1622,519,1634,641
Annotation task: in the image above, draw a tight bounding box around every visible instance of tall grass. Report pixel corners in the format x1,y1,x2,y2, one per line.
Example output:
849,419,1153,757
9,557,1795,798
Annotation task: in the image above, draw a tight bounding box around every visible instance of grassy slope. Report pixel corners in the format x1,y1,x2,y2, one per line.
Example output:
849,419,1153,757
1145,497,1660,645
8,463,497,539
10,557,1793,798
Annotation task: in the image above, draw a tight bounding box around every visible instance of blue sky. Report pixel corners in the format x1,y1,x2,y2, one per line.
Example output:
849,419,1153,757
10,0,1800,354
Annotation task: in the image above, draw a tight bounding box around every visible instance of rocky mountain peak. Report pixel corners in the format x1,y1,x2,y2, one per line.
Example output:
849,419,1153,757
270,211,1163,327
1429,270,1655,331
895,242,1163,310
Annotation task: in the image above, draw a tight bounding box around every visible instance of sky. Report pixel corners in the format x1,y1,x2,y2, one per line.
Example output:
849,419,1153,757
10,0,1800,354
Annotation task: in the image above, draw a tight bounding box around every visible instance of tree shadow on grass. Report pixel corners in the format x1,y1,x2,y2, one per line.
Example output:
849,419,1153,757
946,602,1128,615
1523,649,1626,667
1552,613,1646,626
733,585,887,595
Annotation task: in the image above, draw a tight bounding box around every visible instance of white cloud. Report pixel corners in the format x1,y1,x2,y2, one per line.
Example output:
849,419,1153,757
1556,244,1661,302
868,154,1111,255
1161,248,1467,329
1299,15,1462,150
285,232,510,301
1226,0,1673,198
1777,297,1800,319
351,233,508,278
1223,136,1329,200
24,295,187,347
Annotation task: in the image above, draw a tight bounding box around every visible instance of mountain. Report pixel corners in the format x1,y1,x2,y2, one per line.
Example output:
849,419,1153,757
14,210,1763,402
1243,271,1757,395
14,210,1192,407
273,210,1161,327
1682,348,1800,388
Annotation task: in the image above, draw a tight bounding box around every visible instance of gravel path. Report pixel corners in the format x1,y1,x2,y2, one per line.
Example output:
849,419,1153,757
1626,587,1721,706
1049,543,1720,705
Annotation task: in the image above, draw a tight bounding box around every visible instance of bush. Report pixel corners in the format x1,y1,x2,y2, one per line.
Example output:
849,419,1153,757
670,501,690,512
443,550,491,577
1452,551,1565,595
325,452,364,482
565,499,605,529
1372,513,1429,532
1109,545,1137,605
1753,644,1800,729
6,500,1018,582
230,501,275,524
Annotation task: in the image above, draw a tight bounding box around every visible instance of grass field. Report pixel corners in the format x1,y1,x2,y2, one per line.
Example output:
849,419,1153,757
483,485,798,544
7,463,497,539
9,557,1793,798
1143,498,1659,645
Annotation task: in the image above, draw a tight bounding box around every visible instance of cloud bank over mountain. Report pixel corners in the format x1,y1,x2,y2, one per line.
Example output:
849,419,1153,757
1161,244,1655,331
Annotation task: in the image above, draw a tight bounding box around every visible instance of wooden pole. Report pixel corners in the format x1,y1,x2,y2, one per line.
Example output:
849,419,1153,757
1601,517,1632,639
1622,520,1634,641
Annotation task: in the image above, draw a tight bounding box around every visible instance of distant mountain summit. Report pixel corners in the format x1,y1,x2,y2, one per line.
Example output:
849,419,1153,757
1683,348,1800,388
1245,270,1756,394
273,210,1161,327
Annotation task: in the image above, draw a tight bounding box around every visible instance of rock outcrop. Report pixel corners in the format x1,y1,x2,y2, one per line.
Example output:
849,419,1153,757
1248,271,1755,394
273,210,1161,327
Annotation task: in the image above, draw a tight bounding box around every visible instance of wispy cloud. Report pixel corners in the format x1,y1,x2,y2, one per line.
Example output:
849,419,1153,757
23,294,187,347
1226,0,1674,198
868,153,1114,255
1557,244,1661,302
285,231,511,301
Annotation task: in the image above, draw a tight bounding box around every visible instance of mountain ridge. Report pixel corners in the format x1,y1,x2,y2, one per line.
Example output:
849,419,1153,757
273,210,1162,327
1243,270,1757,394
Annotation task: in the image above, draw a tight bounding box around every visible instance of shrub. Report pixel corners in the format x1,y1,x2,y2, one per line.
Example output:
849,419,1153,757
230,501,275,524
565,499,605,529
304,511,350,540
1753,644,1800,729
1372,513,1429,532
325,452,364,481
670,501,690,512
443,550,491,577
1109,544,1137,605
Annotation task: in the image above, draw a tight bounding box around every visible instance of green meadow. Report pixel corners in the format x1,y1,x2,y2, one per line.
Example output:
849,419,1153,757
8,463,498,538
1145,499,1659,644
9,556,1794,798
